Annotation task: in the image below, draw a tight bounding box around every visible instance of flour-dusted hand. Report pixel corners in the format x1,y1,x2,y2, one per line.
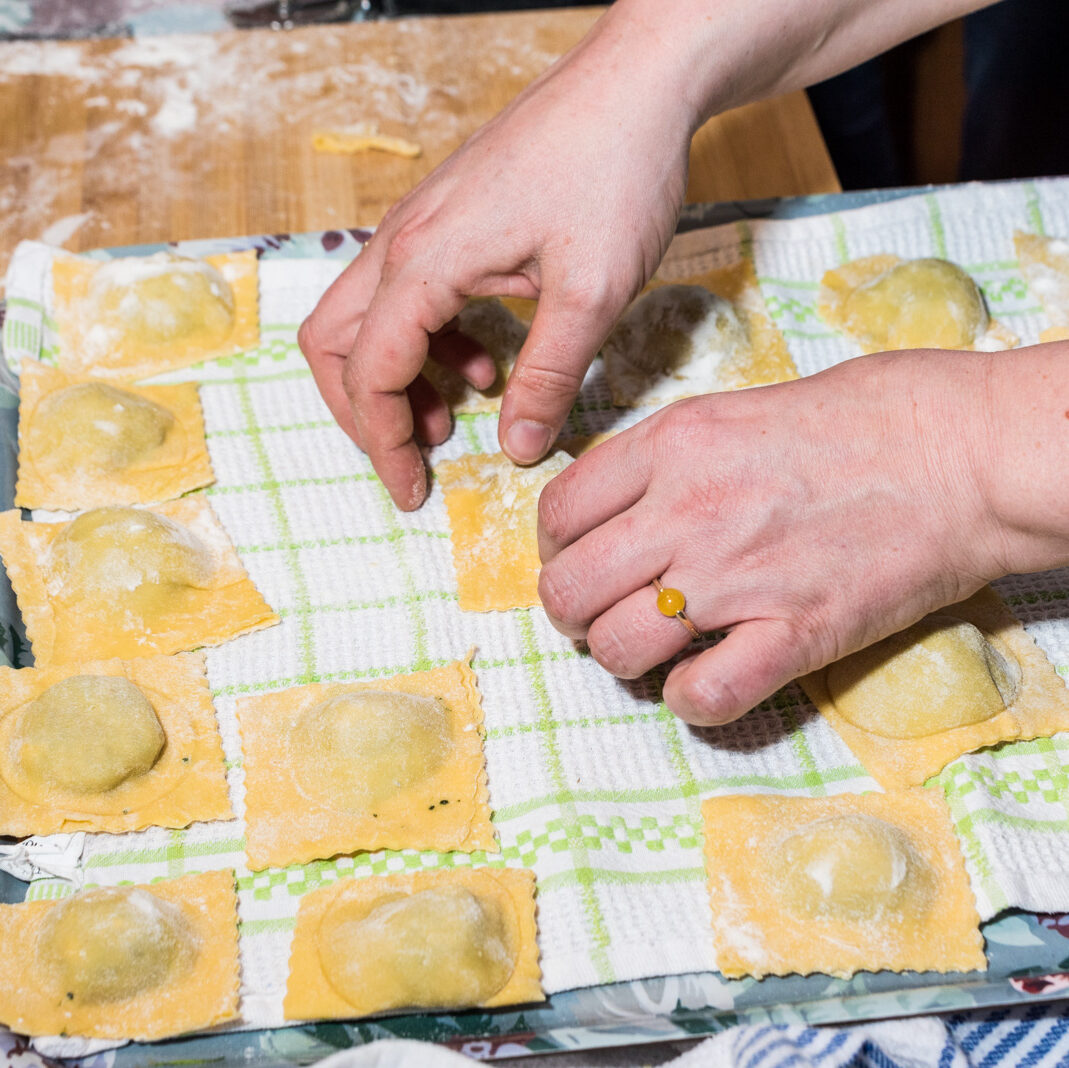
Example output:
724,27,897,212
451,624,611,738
537,345,1069,725
299,0,1003,509
298,5,699,509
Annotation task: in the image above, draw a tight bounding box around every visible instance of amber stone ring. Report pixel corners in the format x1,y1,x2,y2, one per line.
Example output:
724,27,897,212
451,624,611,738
652,577,702,641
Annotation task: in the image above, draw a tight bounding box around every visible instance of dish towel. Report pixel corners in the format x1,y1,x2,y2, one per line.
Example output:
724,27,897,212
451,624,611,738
2,179,1069,1043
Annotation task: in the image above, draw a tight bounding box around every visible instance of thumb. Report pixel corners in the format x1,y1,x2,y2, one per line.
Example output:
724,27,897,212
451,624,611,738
663,620,818,727
498,276,623,464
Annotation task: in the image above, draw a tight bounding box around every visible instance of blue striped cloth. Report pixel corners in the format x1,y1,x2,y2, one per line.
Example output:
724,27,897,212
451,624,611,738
681,1005,1069,1068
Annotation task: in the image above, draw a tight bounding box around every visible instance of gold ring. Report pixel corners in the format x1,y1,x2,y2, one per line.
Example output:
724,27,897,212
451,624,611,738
652,577,702,641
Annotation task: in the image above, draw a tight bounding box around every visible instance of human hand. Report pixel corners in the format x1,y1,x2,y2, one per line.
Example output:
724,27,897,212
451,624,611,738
297,6,699,509
536,348,1038,725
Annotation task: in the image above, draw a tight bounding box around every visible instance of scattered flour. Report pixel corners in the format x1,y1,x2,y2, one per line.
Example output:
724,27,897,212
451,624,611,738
38,212,93,248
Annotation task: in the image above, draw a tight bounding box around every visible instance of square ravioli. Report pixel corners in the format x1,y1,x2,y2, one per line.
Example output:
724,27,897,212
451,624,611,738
437,450,571,612
0,496,279,665
702,790,986,979
1015,231,1069,342
0,652,231,837
0,869,240,1040
238,659,495,870
801,587,1069,788
15,360,214,511
52,249,259,380
602,259,798,407
284,867,542,1020
818,254,1017,353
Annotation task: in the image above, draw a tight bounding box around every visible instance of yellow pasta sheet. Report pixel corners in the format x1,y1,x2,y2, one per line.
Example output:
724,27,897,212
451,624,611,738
0,869,240,1040
0,496,278,665
238,659,495,870
703,790,986,979
437,451,571,612
285,867,543,1020
802,587,1069,787
0,652,231,836
15,360,214,511
52,249,259,380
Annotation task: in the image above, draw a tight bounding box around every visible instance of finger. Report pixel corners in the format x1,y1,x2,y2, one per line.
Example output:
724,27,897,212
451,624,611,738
428,329,498,392
663,619,806,726
498,270,623,465
538,503,670,639
585,574,716,679
299,235,391,449
407,374,452,447
538,425,653,563
346,272,467,510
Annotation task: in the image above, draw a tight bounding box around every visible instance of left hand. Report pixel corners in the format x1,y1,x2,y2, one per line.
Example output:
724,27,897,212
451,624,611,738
536,348,1012,725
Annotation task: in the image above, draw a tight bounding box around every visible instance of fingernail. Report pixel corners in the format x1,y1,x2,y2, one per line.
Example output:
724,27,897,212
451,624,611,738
504,420,553,464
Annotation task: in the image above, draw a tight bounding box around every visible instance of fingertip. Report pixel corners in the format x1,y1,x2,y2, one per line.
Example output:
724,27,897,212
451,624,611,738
502,419,554,465
663,656,750,727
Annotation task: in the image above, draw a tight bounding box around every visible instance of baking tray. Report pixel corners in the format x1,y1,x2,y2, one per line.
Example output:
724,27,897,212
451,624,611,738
2,188,1069,1065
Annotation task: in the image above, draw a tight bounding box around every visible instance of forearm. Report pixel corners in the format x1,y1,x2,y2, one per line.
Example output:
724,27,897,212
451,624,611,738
582,0,1001,135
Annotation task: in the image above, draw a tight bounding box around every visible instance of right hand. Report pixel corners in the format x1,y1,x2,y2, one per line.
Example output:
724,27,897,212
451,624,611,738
297,6,699,509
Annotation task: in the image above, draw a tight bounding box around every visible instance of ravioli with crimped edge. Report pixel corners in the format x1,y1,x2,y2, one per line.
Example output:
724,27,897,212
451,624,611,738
0,869,240,1040
237,657,495,869
0,652,231,836
603,260,798,408
0,496,278,665
818,254,1017,353
51,248,259,380
14,360,214,511
284,867,542,1020
702,790,986,979
801,587,1069,788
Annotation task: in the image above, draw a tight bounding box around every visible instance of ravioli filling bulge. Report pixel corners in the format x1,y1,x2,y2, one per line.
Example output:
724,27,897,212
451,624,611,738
826,616,1020,739
316,883,517,1011
289,689,452,809
36,886,199,1004
89,253,236,348
48,506,214,619
8,674,165,800
767,814,934,922
31,382,175,472
842,258,988,350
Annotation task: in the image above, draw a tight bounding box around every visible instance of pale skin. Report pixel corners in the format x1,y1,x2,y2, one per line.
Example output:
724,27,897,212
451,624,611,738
299,0,1069,725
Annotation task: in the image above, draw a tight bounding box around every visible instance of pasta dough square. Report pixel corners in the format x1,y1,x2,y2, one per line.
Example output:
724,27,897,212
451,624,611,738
14,360,215,511
437,450,571,612
0,868,240,1040
0,496,279,665
702,790,986,979
0,652,231,837
1015,231,1069,342
801,587,1069,788
603,260,798,407
818,254,1017,353
52,249,259,380
238,659,495,870
284,867,542,1020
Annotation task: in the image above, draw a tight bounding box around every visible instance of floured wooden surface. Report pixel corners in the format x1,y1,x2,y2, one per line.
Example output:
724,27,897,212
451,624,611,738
0,10,837,288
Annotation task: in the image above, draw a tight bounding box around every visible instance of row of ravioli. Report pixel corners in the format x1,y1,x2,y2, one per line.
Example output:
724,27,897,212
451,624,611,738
0,250,540,1042
1,235,1068,1042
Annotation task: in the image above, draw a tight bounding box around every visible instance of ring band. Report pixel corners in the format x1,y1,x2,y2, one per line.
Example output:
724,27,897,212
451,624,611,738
652,578,702,641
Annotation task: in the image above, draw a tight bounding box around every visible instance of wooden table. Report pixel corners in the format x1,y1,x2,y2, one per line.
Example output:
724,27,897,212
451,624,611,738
0,7,838,285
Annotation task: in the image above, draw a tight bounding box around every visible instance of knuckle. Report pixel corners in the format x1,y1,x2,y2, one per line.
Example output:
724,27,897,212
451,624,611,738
297,314,323,360
537,479,573,546
513,359,583,400
587,620,639,679
537,563,585,628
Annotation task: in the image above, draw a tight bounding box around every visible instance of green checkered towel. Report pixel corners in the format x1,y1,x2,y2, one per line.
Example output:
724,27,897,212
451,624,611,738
2,176,1069,1040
